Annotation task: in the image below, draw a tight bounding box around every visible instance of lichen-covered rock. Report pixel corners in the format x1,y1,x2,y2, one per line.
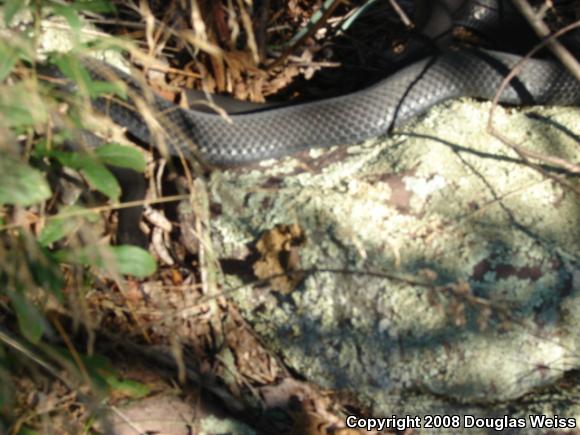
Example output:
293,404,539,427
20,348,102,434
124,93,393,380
208,101,580,419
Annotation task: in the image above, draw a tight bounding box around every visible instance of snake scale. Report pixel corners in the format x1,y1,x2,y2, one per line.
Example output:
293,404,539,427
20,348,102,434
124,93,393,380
49,1,580,166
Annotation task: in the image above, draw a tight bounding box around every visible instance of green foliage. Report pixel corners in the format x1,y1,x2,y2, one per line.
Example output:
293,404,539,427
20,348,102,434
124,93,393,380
43,143,146,201
64,0,116,14
26,246,65,302
0,39,21,81
2,0,27,27
50,149,123,200
16,426,37,435
1,233,64,341
51,53,127,98
0,155,52,206
0,0,157,430
10,291,46,344
0,82,48,128
109,245,157,278
0,344,13,412
95,143,146,172
50,1,115,36
60,349,150,398
38,205,100,247
53,245,157,278
105,375,150,399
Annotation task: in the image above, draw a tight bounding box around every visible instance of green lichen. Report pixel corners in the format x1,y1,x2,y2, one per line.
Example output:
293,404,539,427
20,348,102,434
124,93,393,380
209,99,580,417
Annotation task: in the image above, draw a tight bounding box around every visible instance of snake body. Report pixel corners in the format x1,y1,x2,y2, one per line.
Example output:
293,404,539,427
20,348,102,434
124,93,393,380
43,0,579,166
84,49,578,166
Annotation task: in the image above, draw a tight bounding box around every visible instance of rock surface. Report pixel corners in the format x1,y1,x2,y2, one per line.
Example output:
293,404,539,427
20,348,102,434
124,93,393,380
209,101,580,421
14,6,580,431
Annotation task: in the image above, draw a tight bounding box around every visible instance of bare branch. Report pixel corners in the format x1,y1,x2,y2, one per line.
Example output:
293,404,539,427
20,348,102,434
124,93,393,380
487,21,580,195
511,0,580,81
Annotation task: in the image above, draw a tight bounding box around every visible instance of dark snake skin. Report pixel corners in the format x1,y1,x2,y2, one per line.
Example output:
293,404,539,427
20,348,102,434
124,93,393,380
83,49,578,166
41,0,578,166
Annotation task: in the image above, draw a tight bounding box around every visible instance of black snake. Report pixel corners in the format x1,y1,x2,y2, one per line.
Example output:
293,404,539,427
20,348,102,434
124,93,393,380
49,0,580,166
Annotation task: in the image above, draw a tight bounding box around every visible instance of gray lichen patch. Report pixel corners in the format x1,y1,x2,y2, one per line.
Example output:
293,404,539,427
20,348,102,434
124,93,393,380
209,101,579,416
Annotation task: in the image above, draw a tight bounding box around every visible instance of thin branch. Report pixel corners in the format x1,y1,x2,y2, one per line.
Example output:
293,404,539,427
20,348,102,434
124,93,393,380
511,0,580,81
387,0,412,28
487,21,580,190
0,193,190,233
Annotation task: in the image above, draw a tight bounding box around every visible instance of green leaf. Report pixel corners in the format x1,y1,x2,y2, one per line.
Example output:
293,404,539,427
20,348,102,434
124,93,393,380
87,79,126,97
54,245,156,278
39,216,79,247
48,150,85,169
70,0,116,14
39,205,99,246
53,54,93,91
0,155,51,206
3,0,27,27
111,245,157,278
27,249,64,303
95,143,146,172
53,246,106,269
46,346,111,392
0,40,20,81
16,426,37,435
105,376,150,399
50,150,121,200
11,291,45,344
0,82,48,128
80,159,121,200
52,54,126,99
85,37,127,55
51,4,82,35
